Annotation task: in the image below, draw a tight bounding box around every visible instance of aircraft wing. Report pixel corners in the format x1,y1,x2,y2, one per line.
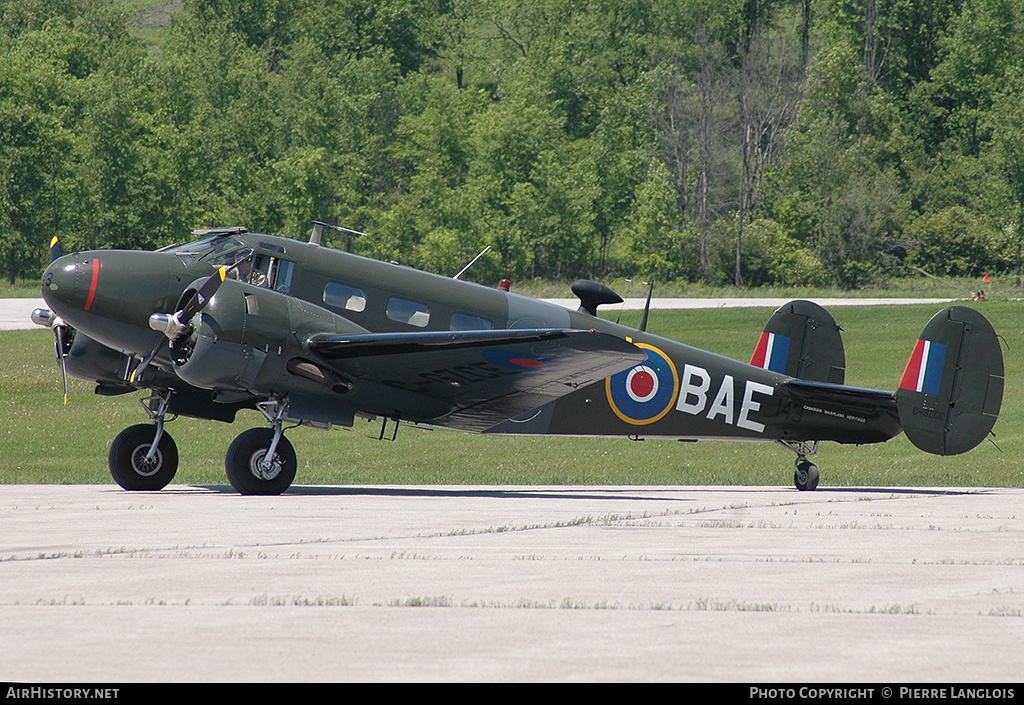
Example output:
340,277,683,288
306,328,646,431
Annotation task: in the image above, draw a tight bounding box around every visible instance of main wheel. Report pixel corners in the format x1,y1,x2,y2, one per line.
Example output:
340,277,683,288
109,424,178,491
225,428,296,495
794,459,820,491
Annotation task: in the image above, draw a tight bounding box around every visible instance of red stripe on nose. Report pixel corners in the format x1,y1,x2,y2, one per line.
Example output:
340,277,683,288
84,259,99,311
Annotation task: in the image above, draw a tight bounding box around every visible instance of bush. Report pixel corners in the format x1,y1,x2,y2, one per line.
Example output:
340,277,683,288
905,206,1003,277
743,218,829,287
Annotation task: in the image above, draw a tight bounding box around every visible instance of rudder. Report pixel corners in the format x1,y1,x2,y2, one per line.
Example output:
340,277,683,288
896,306,1003,455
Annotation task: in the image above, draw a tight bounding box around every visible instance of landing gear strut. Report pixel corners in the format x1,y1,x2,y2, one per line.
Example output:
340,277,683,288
225,399,296,495
109,393,178,490
778,440,820,491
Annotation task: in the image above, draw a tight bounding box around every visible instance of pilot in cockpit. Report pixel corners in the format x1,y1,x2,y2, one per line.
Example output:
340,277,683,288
229,251,268,288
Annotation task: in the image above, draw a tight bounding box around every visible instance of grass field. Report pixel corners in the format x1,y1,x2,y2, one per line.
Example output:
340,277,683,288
1,301,1021,488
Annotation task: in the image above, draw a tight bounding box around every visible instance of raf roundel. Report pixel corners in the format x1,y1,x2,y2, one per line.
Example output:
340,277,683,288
625,366,658,403
606,343,679,425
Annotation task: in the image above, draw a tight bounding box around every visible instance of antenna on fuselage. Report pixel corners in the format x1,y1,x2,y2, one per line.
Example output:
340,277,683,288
639,280,654,332
454,246,491,280
619,279,653,330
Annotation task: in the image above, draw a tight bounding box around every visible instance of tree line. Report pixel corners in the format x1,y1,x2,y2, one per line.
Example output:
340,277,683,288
2,0,1023,289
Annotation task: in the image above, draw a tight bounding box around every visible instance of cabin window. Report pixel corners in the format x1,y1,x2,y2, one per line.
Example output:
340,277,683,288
450,312,493,331
387,297,430,327
324,282,367,313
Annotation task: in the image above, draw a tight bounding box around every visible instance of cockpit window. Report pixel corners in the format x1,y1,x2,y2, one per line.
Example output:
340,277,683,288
170,236,248,264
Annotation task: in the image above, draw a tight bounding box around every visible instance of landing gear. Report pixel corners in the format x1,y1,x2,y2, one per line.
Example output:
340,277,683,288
778,440,820,491
109,394,178,490
225,400,296,495
794,459,819,491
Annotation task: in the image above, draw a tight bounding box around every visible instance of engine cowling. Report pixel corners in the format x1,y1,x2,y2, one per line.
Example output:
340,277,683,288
171,279,368,411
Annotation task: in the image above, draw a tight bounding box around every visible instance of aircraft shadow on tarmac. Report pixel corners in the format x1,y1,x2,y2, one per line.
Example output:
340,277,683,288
170,484,981,499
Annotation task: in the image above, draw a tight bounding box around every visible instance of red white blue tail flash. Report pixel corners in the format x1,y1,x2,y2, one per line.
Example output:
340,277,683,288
750,332,790,374
899,339,947,395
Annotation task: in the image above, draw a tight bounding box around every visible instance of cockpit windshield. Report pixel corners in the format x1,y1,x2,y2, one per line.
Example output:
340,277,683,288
169,235,250,266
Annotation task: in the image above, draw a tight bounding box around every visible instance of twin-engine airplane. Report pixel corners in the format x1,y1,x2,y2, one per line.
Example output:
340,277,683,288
33,225,1004,494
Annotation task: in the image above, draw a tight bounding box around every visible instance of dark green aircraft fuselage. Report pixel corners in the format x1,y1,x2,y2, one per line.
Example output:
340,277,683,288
41,229,902,446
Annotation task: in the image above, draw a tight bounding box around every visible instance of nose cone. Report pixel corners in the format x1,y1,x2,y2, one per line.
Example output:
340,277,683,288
41,254,93,317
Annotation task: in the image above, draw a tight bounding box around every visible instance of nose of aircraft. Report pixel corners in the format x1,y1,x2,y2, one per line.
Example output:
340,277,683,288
41,254,95,316
40,249,192,354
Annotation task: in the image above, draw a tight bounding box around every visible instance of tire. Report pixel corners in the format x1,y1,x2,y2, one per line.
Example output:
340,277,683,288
225,428,296,495
794,460,820,491
109,424,178,491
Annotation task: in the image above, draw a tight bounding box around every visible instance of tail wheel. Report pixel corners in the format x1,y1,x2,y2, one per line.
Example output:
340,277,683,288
109,424,178,491
225,428,296,495
794,460,819,491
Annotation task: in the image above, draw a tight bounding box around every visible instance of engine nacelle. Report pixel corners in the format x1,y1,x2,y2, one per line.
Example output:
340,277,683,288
64,331,135,387
172,280,368,424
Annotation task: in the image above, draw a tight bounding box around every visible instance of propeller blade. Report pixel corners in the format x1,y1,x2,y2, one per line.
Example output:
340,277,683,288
53,325,69,405
49,236,62,263
130,339,166,385
178,266,226,324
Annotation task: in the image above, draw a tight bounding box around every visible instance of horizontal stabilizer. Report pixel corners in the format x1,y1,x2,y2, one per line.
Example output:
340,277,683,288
787,379,896,406
895,307,1003,455
751,300,845,383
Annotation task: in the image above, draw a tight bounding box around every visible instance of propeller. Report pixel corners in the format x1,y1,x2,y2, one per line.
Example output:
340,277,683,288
34,235,73,404
149,266,227,342
143,265,230,374
31,307,74,405
144,252,247,376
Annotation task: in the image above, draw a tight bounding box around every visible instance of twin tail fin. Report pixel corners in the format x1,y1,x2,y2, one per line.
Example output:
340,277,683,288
750,300,846,384
895,306,1003,455
752,301,1003,456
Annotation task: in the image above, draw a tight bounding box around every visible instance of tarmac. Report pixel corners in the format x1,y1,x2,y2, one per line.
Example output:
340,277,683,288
1,483,1022,683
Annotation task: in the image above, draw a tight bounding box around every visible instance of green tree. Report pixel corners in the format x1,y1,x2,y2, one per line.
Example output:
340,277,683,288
990,69,1024,285
905,205,1003,277
622,159,699,282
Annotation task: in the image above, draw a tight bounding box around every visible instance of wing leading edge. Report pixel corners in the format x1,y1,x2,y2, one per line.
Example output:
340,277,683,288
305,328,646,431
